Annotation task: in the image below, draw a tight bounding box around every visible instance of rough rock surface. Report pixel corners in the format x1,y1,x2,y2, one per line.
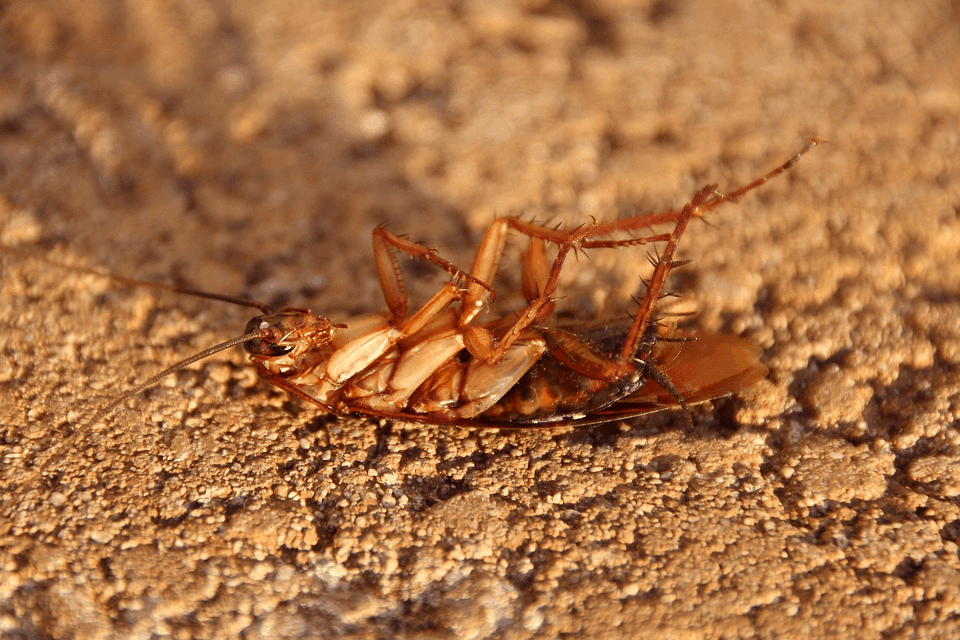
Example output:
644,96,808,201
1,1,958,638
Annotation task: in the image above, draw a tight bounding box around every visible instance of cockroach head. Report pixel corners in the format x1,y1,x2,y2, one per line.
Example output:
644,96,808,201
243,309,340,358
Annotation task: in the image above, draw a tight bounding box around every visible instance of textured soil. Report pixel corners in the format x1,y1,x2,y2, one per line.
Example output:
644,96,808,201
1,1,959,638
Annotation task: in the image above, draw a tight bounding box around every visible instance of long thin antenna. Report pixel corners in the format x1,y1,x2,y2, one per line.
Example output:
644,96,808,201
88,331,263,425
1,244,279,430
2,244,272,312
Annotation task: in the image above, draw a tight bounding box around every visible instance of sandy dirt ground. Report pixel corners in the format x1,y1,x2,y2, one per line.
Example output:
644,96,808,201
1,0,959,638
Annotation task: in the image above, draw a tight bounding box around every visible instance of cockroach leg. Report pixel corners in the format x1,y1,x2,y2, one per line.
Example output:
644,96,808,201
520,237,550,302
454,212,684,374
720,135,822,203
372,225,496,325
476,223,599,361
617,190,701,369
456,216,676,329
642,358,694,426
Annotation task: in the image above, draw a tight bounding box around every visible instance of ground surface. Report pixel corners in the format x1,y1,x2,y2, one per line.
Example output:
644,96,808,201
1,1,959,638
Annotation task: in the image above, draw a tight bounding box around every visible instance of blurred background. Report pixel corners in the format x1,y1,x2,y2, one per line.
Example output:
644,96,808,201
1,1,958,637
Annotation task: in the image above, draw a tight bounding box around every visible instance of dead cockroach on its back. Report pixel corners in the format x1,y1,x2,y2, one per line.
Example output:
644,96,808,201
11,136,820,430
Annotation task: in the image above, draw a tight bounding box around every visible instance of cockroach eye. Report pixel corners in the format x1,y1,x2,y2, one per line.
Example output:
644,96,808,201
243,315,295,357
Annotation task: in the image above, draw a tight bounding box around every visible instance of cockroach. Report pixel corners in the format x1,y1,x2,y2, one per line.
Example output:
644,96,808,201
18,136,820,429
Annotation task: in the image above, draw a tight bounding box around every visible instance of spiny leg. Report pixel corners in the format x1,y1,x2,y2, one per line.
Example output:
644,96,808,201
569,135,822,240
614,191,701,374
372,226,495,327
484,187,711,393
614,136,822,374
719,135,821,204
501,206,698,381
462,219,678,363
429,136,821,365
460,216,677,324
501,136,822,380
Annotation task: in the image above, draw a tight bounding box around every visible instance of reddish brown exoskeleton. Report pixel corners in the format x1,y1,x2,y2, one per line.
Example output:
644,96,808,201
223,136,820,427
64,136,819,428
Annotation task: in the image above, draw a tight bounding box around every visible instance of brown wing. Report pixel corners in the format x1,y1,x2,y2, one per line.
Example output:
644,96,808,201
606,330,767,410
476,331,767,427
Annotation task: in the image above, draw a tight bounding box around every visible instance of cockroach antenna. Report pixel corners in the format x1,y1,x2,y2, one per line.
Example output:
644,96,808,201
2,245,276,423
3,244,273,313
87,330,263,426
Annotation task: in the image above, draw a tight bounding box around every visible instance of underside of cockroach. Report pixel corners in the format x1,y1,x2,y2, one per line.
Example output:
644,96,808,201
240,136,818,427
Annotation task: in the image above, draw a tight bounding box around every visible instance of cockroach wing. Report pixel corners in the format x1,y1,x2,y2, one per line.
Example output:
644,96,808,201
325,326,403,385
458,337,548,418
548,330,767,426
346,329,466,411
625,331,768,407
